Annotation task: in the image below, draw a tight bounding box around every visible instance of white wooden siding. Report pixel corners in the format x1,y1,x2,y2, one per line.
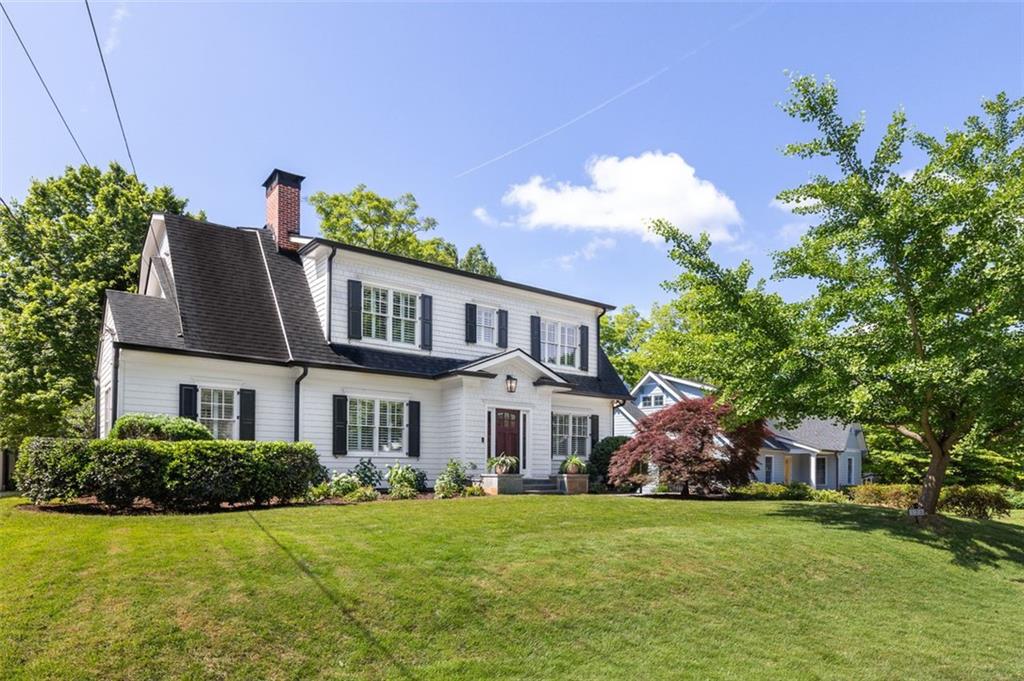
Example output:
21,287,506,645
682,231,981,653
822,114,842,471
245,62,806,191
301,248,329,339
317,248,601,376
96,306,116,438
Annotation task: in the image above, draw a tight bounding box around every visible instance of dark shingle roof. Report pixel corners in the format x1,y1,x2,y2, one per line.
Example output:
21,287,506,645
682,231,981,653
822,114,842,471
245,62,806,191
106,290,185,350
106,215,631,397
768,418,858,452
164,214,290,360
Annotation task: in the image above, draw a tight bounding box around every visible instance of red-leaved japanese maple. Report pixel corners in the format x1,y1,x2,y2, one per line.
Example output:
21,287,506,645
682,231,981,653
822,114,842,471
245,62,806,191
608,396,765,492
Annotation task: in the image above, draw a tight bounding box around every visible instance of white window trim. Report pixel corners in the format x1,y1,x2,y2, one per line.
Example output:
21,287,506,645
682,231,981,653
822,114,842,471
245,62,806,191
476,305,498,347
652,393,664,407
763,455,774,483
540,318,580,370
360,282,420,348
551,411,591,459
346,395,408,456
198,385,238,440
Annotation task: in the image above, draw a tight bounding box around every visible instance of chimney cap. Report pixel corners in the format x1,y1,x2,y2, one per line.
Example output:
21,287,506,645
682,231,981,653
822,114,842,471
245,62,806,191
262,168,305,191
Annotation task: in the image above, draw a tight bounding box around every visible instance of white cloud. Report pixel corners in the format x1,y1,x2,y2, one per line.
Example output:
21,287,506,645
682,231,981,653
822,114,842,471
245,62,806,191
472,206,496,226
103,3,129,54
555,237,616,270
501,151,741,243
770,197,815,244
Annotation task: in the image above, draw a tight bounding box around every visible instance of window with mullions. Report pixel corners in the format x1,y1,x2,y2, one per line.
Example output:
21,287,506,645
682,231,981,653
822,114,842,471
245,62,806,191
347,398,406,454
362,285,417,345
551,413,590,457
541,320,578,368
477,307,497,345
200,387,235,440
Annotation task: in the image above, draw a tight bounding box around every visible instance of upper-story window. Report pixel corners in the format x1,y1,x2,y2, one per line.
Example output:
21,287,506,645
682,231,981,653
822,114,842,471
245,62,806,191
477,307,497,345
652,394,664,407
541,320,577,368
363,285,417,345
641,396,652,407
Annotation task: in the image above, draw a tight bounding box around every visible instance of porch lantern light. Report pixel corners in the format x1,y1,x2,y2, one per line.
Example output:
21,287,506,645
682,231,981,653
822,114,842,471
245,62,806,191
505,374,518,393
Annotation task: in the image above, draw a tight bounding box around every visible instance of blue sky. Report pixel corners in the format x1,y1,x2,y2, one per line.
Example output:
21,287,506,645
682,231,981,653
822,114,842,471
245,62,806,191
2,2,1021,312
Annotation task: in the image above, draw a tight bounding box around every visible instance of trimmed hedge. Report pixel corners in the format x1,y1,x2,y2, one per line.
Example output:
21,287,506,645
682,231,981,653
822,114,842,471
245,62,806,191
15,437,325,510
731,482,815,501
939,485,1012,520
110,414,213,441
15,438,90,504
850,483,919,509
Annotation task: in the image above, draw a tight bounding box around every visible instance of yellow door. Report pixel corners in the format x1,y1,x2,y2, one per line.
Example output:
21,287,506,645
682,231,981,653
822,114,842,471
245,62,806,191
783,456,791,484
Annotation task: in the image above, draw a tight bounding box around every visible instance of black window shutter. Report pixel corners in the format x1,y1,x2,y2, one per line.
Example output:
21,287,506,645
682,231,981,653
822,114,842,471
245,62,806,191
579,325,589,372
332,395,348,456
530,316,541,360
407,401,421,457
347,280,362,340
420,295,433,350
497,310,508,348
179,384,198,420
590,414,600,453
465,303,477,343
239,389,256,441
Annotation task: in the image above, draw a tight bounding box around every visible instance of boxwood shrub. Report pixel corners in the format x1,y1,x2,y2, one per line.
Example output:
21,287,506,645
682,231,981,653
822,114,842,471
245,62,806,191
731,482,815,500
110,413,213,441
15,437,90,503
16,437,324,510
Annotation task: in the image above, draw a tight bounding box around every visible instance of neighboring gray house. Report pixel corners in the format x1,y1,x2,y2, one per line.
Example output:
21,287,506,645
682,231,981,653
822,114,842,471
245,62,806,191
614,372,866,489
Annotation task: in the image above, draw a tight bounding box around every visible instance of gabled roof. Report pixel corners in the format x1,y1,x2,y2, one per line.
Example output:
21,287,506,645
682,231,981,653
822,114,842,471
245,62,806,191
767,418,860,453
103,214,630,398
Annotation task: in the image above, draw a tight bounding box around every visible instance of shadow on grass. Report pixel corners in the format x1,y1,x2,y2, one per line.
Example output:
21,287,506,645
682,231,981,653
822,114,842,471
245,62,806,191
15,499,339,516
246,511,418,680
769,502,1024,571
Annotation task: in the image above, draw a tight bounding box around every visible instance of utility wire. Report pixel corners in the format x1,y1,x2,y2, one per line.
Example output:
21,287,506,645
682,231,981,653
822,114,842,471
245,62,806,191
0,1,90,166
84,0,136,177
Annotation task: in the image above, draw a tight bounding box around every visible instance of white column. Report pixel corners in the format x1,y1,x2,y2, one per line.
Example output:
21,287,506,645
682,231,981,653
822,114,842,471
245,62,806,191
809,453,817,488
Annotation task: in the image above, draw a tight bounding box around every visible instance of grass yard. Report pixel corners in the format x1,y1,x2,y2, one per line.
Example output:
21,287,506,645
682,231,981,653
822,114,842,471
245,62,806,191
1,497,1023,681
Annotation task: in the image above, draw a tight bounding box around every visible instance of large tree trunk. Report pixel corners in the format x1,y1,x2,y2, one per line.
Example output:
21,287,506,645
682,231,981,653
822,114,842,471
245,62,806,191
918,445,951,515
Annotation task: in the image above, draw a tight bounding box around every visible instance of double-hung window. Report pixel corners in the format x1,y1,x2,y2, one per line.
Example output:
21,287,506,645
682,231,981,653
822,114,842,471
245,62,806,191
641,396,652,407
477,307,496,345
846,457,853,485
551,413,590,457
200,387,235,439
362,285,417,346
763,456,774,483
652,394,664,407
347,398,406,454
541,320,578,368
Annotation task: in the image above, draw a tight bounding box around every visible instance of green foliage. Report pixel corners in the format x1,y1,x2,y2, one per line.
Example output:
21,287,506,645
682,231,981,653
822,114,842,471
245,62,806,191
434,460,471,499
328,473,362,498
866,426,1024,487
462,484,486,497
654,483,670,494
850,484,920,510
615,79,1024,513
344,486,380,503
560,455,587,474
0,164,191,450
487,454,519,474
810,489,850,504
599,305,652,386
1006,488,1024,510
939,485,1011,520
84,439,168,509
385,463,427,492
14,437,90,503
731,482,814,501
350,458,382,487
589,436,630,486
110,414,213,442
388,483,419,500
309,185,499,276
304,482,332,503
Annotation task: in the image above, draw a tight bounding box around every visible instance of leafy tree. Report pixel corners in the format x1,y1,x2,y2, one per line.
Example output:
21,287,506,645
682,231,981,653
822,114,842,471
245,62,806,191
865,426,1023,487
309,185,500,276
599,305,652,386
608,397,764,493
648,77,1024,513
0,163,190,450
458,244,500,278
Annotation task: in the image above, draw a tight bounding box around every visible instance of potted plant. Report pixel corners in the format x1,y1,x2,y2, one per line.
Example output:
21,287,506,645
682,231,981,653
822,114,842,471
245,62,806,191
481,453,523,495
558,455,589,494
487,454,519,475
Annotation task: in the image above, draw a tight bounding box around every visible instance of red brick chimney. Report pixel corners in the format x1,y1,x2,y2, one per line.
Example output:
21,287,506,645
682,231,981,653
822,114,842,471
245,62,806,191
263,169,305,251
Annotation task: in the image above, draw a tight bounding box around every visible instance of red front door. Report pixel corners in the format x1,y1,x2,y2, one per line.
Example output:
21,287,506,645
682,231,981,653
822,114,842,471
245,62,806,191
494,409,520,464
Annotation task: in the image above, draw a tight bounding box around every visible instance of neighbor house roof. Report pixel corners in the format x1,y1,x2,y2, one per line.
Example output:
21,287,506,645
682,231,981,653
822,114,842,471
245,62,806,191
767,418,859,453
105,214,630,398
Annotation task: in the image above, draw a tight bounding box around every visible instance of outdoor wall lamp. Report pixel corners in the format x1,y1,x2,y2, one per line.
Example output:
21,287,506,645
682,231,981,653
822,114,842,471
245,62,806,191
505,374,518,393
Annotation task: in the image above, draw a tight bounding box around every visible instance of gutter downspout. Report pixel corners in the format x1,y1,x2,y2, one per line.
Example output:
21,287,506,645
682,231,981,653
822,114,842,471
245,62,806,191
326,247,337,343
293,365,309,442
93,370,101,438
110,347,120,427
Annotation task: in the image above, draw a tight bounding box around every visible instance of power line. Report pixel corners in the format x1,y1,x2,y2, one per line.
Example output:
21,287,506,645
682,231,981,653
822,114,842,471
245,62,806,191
84,0,136,177
0,1,90,166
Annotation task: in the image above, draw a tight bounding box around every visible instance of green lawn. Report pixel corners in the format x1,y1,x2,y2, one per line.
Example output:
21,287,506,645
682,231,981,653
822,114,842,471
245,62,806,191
1,497,1022,681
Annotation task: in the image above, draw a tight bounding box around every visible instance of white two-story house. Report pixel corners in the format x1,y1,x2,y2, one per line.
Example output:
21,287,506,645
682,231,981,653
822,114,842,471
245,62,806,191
95,169,631,483
614,372,866,489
